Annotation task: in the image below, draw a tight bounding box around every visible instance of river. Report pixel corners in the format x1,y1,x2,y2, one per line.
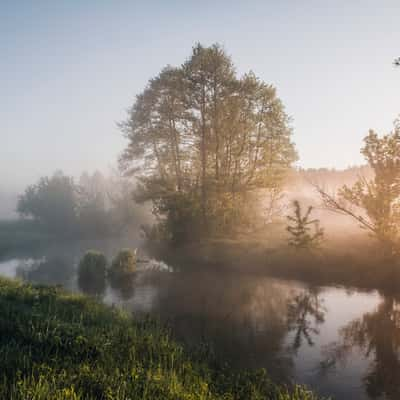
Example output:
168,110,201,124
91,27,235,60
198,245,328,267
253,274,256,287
0,238,397,400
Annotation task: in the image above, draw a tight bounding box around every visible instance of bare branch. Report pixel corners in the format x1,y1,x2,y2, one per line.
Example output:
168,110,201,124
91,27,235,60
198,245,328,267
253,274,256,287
312,183,377,234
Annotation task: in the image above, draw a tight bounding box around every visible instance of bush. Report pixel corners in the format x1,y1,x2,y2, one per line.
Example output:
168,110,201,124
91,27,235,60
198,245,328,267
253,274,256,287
109,249,136,277
78,251,107,295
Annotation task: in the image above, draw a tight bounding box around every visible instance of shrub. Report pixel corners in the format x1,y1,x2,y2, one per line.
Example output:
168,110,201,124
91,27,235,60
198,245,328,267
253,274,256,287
109,249,136,277
78,251,107,295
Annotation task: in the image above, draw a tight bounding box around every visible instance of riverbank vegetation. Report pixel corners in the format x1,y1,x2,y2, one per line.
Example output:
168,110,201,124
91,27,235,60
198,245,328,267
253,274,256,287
0,277,322,399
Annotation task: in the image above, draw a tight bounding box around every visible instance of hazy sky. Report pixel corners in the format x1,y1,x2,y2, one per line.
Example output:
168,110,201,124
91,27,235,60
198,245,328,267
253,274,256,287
1,0,399,191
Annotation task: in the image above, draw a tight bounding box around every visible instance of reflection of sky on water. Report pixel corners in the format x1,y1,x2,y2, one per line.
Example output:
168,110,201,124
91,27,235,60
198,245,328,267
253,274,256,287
0,258,23,278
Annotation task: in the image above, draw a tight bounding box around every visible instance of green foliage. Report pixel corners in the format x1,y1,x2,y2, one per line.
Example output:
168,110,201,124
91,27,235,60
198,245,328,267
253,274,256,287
15,170,146,241
78,251,107,296
0,278,323,399
17,171,78,235
286,201,324,250
109,249,137,278
108,249,137,299
155,192,203,244
120,43,297,242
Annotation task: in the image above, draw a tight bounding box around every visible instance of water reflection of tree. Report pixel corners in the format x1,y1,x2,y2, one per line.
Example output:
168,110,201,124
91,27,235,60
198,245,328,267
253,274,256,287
78,271,106,297
16,256,75,288
325,297,400,399
108,273,136,300
150,272,297,382
286,287,326,352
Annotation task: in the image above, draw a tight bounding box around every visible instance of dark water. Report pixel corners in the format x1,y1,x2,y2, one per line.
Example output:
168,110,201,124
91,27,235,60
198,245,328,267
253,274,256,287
0,239,398,400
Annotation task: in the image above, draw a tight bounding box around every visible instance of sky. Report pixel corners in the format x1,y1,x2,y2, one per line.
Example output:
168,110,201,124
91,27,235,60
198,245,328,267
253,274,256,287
1,0,399,191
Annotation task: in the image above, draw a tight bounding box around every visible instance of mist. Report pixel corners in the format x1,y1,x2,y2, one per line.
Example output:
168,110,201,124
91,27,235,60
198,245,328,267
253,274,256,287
2,2,400,400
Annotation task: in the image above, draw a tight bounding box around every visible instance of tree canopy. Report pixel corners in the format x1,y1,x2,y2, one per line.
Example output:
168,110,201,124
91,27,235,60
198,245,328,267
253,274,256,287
120,43,297,242
17,171,78,234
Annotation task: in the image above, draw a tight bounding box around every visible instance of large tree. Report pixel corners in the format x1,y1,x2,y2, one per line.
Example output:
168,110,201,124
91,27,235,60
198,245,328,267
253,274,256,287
120,44,297,242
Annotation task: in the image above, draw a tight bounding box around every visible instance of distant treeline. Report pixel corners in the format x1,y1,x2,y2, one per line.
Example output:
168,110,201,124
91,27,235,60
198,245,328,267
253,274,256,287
16,170,148,238
294,165,373,189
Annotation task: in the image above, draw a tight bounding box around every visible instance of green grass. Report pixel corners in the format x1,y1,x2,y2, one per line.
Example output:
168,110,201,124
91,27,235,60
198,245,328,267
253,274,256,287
0,277,323,400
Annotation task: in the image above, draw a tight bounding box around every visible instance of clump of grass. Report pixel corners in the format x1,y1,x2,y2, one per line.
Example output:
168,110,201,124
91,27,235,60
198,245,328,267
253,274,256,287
0,277,323,399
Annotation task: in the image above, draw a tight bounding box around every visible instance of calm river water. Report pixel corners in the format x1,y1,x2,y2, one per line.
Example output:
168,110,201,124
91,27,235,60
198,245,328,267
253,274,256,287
0,239,397,400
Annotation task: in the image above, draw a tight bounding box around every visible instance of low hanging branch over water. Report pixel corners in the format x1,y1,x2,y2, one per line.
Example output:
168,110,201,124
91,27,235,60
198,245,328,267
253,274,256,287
313,183,378,234
312,124,400,256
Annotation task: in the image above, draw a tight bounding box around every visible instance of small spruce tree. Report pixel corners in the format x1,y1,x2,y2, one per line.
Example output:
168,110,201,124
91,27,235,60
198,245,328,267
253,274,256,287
286,200,324,250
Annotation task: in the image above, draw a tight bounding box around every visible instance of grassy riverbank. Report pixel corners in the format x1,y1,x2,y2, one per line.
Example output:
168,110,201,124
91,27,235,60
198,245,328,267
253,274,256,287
0,277,321,400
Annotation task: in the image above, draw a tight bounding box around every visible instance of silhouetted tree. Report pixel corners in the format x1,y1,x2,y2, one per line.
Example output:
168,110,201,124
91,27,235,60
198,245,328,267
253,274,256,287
17,171,78,235
317,124,400,256
17,170,146,238
120,43,297,242
286,200,324,250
